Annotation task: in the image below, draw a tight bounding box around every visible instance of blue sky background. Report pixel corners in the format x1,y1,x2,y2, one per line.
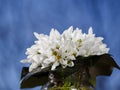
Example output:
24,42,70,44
0,0,120,90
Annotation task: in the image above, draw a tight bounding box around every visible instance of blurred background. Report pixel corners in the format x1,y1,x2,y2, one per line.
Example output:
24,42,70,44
0,0,120,90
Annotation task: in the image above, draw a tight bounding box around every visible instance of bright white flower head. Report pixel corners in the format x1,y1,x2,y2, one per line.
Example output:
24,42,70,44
21,26,109,72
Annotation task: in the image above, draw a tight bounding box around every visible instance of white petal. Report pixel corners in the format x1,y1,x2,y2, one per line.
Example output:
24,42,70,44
88,27,93,34
29,63,38,72
34,32,40,39
68,26,73,31
32,55,40,63
68,61,74,67
20,59,30,63
51,61,59,70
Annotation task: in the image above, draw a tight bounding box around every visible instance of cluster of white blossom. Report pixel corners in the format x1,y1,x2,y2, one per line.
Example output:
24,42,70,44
21,26,109,72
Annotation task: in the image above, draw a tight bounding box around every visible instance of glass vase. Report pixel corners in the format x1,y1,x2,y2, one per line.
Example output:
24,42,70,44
41,66,95,90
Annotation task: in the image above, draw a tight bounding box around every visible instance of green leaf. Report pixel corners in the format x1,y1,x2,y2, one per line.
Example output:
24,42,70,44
89,54,120,78
20,67,49,88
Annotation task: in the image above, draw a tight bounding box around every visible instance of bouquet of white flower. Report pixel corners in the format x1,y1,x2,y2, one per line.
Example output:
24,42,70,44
20,26,120,90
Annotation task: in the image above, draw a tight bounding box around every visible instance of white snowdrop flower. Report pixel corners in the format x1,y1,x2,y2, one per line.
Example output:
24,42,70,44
21,26,109,72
